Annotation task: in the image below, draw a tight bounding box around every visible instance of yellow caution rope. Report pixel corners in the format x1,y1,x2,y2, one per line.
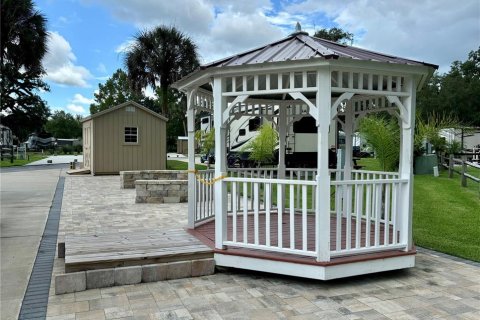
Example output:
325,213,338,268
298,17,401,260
187,169,227,186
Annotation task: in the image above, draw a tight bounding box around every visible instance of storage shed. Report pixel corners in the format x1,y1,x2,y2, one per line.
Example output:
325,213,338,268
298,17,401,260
81,101,168,175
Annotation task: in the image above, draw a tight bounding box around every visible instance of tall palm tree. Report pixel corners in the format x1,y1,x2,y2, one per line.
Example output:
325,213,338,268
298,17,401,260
124,26,199,115
1,0,50,140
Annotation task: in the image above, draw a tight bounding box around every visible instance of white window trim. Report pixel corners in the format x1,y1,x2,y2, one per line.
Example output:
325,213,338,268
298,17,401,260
124,126,139,145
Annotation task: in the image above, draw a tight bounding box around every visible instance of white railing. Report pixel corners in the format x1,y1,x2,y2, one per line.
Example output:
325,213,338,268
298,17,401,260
351,169,399,181
194,169,215,223
331,178,408,257
223,176,317,257
193,166,408,260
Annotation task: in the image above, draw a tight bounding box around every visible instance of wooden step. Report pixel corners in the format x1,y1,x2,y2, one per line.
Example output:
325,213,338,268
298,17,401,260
65,229,213,272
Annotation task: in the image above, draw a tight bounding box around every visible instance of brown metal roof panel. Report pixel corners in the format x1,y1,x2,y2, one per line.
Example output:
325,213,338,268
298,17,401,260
272,40,311,62
250,40,293,63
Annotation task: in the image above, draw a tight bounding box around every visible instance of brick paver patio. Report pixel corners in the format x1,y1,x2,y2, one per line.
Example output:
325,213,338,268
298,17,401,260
46,175,480,319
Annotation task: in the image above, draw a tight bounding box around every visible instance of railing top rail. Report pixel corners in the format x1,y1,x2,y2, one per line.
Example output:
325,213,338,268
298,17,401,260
331,178,408,185
286,168,318,172
466,161,480,169
228,167,278,172
351,169,399,175
196,169,215,173
224,176,317,185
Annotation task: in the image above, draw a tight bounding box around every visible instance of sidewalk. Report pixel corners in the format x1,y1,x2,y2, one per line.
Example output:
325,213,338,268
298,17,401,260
1,167,64,320
44,174,480,319
27,155,83,166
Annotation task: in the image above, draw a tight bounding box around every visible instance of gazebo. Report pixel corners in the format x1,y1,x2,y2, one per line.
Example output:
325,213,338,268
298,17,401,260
173,30,437,280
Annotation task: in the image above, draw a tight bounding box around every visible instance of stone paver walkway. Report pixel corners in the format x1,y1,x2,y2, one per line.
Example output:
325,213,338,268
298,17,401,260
47,175,480,320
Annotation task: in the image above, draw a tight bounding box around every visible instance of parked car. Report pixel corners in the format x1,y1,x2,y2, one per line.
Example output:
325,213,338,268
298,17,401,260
200,153,215,164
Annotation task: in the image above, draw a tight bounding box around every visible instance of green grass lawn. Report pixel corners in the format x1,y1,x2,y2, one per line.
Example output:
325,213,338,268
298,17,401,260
0,152,48,167
360,156,479,261
166,160,207,171
413,169,480,261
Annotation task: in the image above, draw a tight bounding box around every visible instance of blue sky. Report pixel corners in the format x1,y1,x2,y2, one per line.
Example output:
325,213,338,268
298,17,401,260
36,0,479,116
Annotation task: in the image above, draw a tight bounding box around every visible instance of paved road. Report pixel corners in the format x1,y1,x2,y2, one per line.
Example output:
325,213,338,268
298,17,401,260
0,167,64,320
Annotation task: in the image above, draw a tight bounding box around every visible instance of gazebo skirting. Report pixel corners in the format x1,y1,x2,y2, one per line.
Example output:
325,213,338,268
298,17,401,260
188,168,415,280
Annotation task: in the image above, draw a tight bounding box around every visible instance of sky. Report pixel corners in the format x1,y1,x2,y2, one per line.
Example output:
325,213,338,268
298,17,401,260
35,0,480,116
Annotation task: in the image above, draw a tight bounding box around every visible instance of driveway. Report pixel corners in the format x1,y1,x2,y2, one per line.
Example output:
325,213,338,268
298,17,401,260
0,167,64,320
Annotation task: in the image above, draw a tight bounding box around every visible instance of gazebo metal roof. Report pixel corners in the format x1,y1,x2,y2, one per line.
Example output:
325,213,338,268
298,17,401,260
201,32,439,70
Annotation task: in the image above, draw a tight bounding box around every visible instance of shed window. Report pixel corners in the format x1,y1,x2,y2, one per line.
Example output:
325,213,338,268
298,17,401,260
124,127,138,143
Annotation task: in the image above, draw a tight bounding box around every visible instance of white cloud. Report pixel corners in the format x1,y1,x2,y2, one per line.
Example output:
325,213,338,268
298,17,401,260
43,31,93,87
87,0,214,34
97,63,107,73
115,39,136,53
72,93,94,105
66,104,87,114
83,0,477,73
199,9,284,63
285,0,480,72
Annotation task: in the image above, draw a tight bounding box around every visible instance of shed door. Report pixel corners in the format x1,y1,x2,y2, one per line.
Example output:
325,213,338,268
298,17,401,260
83,123,92,170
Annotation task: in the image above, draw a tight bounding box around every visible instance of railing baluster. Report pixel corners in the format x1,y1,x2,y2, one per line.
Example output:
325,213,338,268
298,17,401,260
277,184,283,248
365,184,372,247
335,184,342,251
296,170,301,209
266,183,271,246
302,185,307,251
346,184,352,250
375,183,382,247
290,184,295,249
232,182,237,242
384,183,391,245
355,184,362,249
392,182,398,244
201,176,204,220
243,182,248,244
254,182,259,245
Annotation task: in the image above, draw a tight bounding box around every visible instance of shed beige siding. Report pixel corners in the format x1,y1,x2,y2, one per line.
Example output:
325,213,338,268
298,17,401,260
91,105,166,174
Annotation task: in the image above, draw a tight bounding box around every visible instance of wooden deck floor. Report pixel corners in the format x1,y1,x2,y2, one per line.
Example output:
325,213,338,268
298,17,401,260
190,213,415,267
65,229,213,272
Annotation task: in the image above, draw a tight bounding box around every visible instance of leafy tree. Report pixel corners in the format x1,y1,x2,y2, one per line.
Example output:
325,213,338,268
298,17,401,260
245,124,278,166
417,48,480,126
1,0,49,113
0,100,50,142
359,115,400,171
313,27,354,44
44,110,82,139
197,128,215,168
414,112,459,156
124,25,199,115
90,69,143,114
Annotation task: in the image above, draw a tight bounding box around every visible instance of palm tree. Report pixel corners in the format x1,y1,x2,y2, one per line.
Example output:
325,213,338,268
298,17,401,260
124,26,199,115
1,0,49,112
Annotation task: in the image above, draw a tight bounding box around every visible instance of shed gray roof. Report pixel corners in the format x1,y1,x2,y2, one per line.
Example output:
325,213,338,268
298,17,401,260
81,101,168,123
202,32,438,70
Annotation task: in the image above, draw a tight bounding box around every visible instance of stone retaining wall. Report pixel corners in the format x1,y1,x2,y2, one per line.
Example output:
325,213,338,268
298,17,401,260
120,170,188,189
55,258,215,294
135,180,188,203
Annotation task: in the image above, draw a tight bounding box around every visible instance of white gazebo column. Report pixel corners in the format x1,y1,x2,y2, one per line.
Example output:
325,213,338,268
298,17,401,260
277,105,287,178
213,77,227,249
343,102,354,180
316,68,332,262
399,77,416,251
186,94,196,229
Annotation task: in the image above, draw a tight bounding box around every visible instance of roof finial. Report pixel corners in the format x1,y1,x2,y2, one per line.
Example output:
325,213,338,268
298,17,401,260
295,22,302,33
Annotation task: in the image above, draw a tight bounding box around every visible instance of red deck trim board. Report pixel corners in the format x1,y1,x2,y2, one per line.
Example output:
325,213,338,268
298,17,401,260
186,213,416,267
